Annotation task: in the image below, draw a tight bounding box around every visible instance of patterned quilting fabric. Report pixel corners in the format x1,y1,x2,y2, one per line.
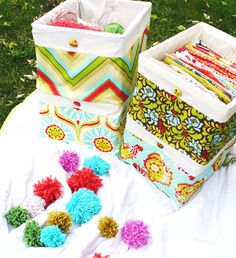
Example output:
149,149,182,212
35,28,149,105
39,102,127,155
128,73,236,165
120,129,236,206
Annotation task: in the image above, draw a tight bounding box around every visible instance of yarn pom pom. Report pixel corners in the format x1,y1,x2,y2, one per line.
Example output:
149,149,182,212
24,220,43,247
98,216,118,238
104,23,125,34
24,196,46,218
49,20,102,31
67,167,103,193
121,220,150,249
83,156,110,176
47,211,72,233
40,226,66,247
33,176,62,206
93,253,110,258
53,8,78,23
59,150,80,173
5,206,29,228
66,188,102,225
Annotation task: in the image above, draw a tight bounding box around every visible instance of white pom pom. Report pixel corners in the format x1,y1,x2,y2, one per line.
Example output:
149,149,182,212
24,196,46,218
52,8,78,23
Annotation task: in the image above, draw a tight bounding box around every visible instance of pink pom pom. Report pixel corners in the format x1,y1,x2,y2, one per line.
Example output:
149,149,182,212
121,220,150,249
33,176,62,207
67,168,103,193
59,151,80,173
49,20,102,31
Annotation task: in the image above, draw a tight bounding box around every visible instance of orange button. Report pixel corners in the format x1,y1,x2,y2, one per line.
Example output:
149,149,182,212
69,40,78,47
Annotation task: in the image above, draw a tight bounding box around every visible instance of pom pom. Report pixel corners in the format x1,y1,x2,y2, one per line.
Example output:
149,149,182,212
53,8,78,23
24,196,46,218
33,176,62,206
47,211,72,233
24,220,43,247
67,167,103,193
98,216,118,238
49,20,101,31
40,226,66,247
121,220,150,249
66,188,102,225
93,253,110,258
5,206,29,228
83,156,110,176
59,150,80,173
104,23,125,34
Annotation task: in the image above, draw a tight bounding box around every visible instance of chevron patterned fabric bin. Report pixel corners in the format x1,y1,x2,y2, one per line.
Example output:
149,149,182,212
32,0,151,154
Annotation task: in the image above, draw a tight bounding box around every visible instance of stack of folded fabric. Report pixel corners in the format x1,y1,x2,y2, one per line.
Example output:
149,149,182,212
163,42,236,104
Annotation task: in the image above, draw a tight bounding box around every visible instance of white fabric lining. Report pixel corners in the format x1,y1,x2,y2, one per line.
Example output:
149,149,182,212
37,90,130,118
32,0,152,57
139,22,236,122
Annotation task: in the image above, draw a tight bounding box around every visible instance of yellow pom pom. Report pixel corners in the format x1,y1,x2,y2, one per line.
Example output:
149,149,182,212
98,216,118,238
47,211,72,233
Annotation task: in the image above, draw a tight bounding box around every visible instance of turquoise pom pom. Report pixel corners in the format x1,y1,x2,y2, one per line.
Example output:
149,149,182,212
66,188,102,225
83,156,110,176
40,226,66,247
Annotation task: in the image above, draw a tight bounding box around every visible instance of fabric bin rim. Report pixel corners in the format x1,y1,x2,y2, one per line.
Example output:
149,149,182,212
31,0,152,57
138,22,236,123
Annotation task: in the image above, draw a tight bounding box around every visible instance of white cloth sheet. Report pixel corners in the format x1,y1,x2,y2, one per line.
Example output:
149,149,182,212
0,91,236,258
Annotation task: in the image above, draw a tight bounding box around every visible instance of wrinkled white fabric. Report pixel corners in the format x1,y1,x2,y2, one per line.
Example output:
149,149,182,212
0,91,236,258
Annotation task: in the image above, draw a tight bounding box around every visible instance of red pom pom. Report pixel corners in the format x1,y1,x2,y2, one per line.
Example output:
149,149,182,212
67,168,103,193
49,20,101,31
93,253,109,258
33,176,62,206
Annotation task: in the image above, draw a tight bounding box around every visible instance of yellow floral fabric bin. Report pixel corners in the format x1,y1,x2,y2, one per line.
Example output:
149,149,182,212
120,23,236,205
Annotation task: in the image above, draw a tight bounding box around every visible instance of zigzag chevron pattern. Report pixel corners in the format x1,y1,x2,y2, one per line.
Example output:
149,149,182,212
36,29,148,105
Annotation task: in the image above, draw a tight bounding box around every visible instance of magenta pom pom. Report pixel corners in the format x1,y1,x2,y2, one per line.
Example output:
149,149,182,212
121,220,150,249
59,151,80,173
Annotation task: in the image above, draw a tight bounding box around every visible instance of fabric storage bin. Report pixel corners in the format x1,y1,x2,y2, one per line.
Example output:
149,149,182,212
120,22,236,205
32,0,151,154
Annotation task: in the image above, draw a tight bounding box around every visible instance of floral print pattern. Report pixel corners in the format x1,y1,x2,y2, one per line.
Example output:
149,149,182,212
120,127,235,206
144,153,173,186
175,179,204,204
39,102,124,155
128,73,236,165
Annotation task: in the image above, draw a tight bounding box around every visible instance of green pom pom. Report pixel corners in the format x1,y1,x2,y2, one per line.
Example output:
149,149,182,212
24,221,43,247
5,206,29,228
104,23,125,34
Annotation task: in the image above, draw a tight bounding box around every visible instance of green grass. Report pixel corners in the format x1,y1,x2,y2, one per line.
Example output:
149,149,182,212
0,0,235,128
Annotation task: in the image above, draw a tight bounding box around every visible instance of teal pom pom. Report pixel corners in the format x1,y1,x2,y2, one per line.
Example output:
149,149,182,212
24,220,43,247
66,188,102,225
83,156,110,176
40,226,66,247
104,22,125,34
5,206,29,228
